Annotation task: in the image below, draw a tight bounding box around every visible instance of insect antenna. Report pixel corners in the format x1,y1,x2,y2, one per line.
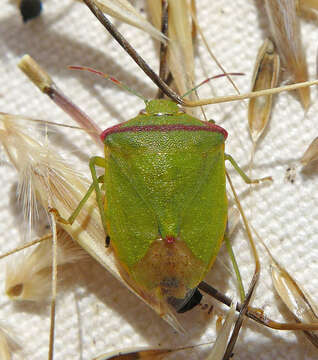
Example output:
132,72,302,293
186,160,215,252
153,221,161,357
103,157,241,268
189,3,241,96
181,73,245,99
69,65,147,102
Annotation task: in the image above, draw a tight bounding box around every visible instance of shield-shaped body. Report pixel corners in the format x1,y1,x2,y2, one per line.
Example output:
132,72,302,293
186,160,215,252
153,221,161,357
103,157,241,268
101,99,228,308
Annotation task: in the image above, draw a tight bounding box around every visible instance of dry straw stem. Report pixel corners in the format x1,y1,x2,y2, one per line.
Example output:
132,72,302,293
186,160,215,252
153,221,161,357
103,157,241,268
165,0,195,99
93,0,166,42
0,113,183,332
205,302,236,360
93,341,216,360
18,56,103,146
300,137,318,166
248,39,280,144
19,17,318,113
265,0,310,109
93,348,172,360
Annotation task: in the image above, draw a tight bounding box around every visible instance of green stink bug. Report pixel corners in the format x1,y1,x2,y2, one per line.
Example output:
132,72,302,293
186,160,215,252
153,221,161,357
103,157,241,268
60,94,266,316
99,99,228,308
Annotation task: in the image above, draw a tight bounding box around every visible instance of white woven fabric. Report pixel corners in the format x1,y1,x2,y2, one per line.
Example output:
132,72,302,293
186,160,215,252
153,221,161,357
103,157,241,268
0,1,318,359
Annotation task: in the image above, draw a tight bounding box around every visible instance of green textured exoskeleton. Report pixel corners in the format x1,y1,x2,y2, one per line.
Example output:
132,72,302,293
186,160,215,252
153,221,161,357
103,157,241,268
95,99,228,311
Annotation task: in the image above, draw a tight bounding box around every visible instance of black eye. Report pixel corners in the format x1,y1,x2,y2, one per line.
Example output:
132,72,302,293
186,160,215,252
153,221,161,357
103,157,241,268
20,0,42,22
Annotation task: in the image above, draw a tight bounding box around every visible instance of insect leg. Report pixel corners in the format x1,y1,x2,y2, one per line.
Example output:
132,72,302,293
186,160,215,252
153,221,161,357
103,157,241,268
225,153,272,183
224,233,245,302
50,174,104,226
52,156,108,242
67,181,98,224
89,156,107,235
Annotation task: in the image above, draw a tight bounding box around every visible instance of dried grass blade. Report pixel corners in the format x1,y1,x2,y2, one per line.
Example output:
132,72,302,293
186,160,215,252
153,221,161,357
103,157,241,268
0,323,20,360
248,39,280,144
271,261,318,323
253,228,318,344
166,0,195,100
0,333,11,360
146,0,162,31
0,233,51,261
93,341,213,360
93,348,172,360
271,260,318,347
146,0,197,114
300,137,318,166
93,0,166,41
80,0,318,108
5,230,86,301
48,211,57,360
265,0,310,109
148,0,195,97
205,303,236,360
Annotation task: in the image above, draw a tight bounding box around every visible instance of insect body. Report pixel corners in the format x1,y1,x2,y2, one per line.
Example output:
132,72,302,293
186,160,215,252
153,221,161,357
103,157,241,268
86,98,245,312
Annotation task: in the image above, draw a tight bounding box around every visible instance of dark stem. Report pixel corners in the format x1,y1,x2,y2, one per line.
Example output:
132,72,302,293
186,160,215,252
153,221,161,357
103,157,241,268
157,0,169,99
82,0,185,105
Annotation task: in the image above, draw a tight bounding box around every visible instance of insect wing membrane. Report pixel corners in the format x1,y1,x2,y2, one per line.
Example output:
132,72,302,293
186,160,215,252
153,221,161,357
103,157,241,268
103,100,227,303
